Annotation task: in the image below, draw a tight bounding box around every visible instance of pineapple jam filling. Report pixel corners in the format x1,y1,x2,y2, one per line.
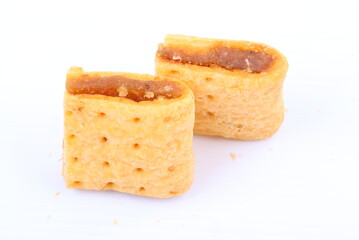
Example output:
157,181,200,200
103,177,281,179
66,75,183,102
157,45,273,73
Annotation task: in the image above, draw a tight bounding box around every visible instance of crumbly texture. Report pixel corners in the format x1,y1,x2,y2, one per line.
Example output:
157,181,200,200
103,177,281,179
63,67,195,198
155,35,289,140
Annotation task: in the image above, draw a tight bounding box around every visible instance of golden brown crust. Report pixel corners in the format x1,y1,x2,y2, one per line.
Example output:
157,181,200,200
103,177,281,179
63,67,195,198
155,35,288,140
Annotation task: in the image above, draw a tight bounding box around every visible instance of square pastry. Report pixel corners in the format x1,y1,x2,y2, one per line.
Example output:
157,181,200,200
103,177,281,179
63,67,195,198
156,35,288,140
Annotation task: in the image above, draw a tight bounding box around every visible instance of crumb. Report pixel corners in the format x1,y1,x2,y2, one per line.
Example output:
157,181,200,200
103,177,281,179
113,219,118,225
46,214,53,220
157,95,165,101
118,87,128,97
172,55,182,61
156,219,161,224
230,153,236,161
244,58,252,72
55,192,60,196
164,85,173,92
144,91,154,98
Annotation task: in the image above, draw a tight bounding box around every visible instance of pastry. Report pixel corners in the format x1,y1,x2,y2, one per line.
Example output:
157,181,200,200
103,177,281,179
155,35,288,140
63,67,195,198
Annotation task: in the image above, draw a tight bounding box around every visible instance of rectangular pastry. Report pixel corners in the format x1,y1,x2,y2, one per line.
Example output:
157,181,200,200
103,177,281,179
63,67,195,198
155,35,288,140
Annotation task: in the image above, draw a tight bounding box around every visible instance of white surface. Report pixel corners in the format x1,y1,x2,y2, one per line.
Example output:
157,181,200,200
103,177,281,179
0,0,358,239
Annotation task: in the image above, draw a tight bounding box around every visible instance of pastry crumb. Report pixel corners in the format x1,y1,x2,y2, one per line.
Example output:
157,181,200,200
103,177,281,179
113,219,118,225
244,58,252,72
144,91,154,98
118,87,128,97
172,55,182,60
164,85,173,92
230,153,236,161
157,95,165,100
156,219,161,224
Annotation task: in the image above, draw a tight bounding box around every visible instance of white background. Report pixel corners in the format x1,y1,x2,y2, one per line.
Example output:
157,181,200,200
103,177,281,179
0,0,358,239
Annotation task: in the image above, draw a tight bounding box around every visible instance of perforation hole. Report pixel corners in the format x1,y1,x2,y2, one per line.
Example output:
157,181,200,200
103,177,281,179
101,137,108,143
205,77,212,82
103,182,114,190
98,112,106,117
72,157,79,163
133,143,140,149
139,187,145,192
68,134,76,140
103,161,110,167
164,117,171,123
236,124,243,128
207,95,214,100
134,168,143,173
73,181,82,186
168,166,175,172
207,112,215,117
65,110,73,116
77,107,84,112
169,191,178,195
169,70,179,74
133,118,140,123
